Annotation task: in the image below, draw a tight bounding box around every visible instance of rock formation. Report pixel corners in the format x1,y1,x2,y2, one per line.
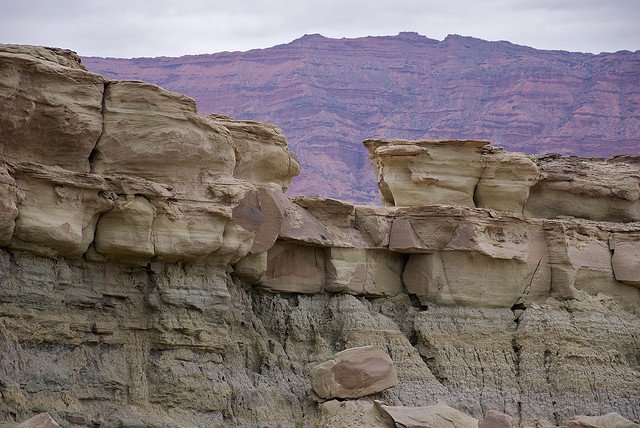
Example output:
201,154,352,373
82,32,640,204
1,44,639,428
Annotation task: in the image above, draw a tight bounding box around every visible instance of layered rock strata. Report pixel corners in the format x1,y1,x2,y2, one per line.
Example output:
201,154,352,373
1,45,639,427
365,138,640,222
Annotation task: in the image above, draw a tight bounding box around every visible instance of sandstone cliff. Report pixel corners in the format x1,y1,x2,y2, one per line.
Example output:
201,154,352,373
1,45,639,428
83,33,640,204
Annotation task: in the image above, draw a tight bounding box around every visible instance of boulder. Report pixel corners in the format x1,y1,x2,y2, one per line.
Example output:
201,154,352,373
566,412,639,428
374,401,479,428
11,413,61,428
479,410,514,428
310,345,398,399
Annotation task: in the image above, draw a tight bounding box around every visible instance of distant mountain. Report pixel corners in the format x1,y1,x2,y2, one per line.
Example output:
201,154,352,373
84,32,640,204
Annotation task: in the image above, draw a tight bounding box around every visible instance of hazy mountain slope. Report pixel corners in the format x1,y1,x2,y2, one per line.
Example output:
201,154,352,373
84,32,640,204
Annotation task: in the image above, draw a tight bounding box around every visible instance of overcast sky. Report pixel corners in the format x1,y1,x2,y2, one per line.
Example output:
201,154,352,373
1,0,639,57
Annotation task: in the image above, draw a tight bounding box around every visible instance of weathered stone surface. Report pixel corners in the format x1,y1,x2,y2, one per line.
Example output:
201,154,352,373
10,164,112,258
0,45,106,172
232,186,285,254
325,248,404,297
262,241,325,293
414,300,640,426
611,233,640,287
479,410,514,428
2,44,640,428
92,81,235,198
526,156,640,222
209,115,300,190
311,346,399,399
399,207,550,307
233,251,267,285
0,163,23,246
414,308,520,418
375,401,479,428
317,400,387,428
365,139,488,207
516,299,640,426
544,222,640,310
566,412,640,428
365,139,539,214
11,412,61,428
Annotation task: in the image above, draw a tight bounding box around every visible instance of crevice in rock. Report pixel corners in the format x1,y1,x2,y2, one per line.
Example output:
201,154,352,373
511,304,524,424
88,82,109,173
419,351,448,386
472,165,487,208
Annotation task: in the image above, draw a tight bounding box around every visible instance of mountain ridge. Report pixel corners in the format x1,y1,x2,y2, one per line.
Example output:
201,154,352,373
83,33,640,203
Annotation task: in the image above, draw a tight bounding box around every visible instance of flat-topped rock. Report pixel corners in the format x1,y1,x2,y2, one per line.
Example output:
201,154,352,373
364,139,540,213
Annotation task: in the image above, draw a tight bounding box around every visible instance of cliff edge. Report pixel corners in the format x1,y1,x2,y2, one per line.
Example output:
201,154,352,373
0,45,639,427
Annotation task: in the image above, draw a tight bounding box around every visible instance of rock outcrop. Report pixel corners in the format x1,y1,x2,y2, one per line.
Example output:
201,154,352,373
83,33,640,204
365,138,640,222
1,44,639,427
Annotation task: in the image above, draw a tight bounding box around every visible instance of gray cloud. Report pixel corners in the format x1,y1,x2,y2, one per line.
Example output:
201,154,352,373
0,0,638,57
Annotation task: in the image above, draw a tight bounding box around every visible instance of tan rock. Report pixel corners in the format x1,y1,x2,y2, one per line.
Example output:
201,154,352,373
11,412,61,428
400,208,550,307
234,252,267,285
374,401,479,428
0,162,23,245
479,410,514,428
10,164,112,258
544,221,640,310
414,308,520,417
475,152,540,214
354,205,396,247
292,196,356,228
92,81,236,198
93,195,156,262
610,233,640,287
209,115,300,190
152,200,229,262
364,139,488,207
364,139,539,213
525,156,640,222
262,241,325,293
311,346,398,399
325,248,403,297
317,399,388,428
566,412,639,428
0,46,105,171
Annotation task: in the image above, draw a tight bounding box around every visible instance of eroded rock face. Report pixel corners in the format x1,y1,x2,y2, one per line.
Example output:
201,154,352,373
0,44,299,264
364,139,540,213
311,346,399,399
566,412,640,428
1,45,640,428
526,156,640,223
375,401,479,428
365,139,640,223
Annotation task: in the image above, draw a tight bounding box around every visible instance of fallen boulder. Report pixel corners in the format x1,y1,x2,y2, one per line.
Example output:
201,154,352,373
311,346,398,399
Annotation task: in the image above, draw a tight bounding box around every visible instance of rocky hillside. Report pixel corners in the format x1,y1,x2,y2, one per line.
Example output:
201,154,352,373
1,44,640,427
83,33,640,204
